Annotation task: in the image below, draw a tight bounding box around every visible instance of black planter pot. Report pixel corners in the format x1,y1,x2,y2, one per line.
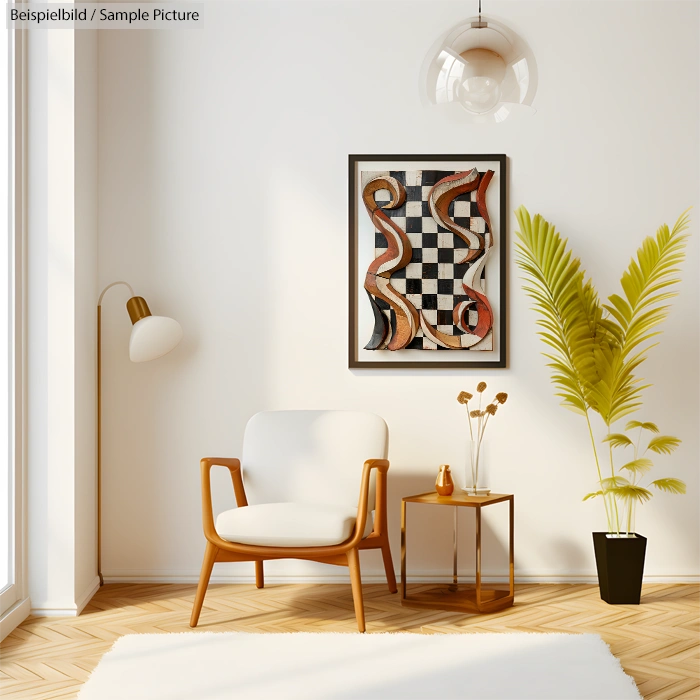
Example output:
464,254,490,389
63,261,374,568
592,532,647,605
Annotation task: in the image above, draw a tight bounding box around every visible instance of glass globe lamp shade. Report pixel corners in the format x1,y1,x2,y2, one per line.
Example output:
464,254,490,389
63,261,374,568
420,15,538,123
458,48,507,114
129,314,183,363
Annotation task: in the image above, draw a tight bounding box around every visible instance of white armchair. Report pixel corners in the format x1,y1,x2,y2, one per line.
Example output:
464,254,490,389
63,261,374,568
190,410,396,632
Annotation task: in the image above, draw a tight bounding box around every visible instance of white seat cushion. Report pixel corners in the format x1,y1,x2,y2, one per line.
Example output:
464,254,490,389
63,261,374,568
215,502,374,547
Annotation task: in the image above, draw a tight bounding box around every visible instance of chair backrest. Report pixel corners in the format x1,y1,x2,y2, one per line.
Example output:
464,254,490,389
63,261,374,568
241,410,388,509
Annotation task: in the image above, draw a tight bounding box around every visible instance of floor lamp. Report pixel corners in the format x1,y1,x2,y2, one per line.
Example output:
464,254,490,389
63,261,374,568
97,281,183,586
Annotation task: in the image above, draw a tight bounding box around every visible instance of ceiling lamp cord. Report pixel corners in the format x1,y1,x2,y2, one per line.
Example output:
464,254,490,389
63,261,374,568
478,0,482,24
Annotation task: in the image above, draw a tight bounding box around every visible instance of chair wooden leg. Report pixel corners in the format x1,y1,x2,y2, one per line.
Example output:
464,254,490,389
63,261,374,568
255,560,264,589
380,541,398,594
346,547,366,633
190,542,218,628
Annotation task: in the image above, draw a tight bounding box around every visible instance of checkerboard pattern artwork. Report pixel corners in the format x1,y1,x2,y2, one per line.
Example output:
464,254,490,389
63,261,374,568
366,170,488,350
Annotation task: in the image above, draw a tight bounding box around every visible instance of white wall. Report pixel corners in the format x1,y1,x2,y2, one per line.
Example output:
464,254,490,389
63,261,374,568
74,28,99,607
98,0,700,584
27,20,99,612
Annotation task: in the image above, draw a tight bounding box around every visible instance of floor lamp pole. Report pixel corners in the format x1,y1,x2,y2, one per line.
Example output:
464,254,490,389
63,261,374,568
97,281,135,588
97,304,103,586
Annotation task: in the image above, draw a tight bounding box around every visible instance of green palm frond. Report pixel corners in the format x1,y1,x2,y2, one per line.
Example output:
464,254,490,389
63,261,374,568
620,458,653,475
646,435,681,455
600,476,630,489
650,478,686,494
625,420,659,433
515,208,689,428
593,211,689,425
515,207,612,415
611,485,653,503
604,211,690,362
589,341,649,424
602,433,633,448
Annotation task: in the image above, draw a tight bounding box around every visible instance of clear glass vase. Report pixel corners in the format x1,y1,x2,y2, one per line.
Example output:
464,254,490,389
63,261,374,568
462,439,490,495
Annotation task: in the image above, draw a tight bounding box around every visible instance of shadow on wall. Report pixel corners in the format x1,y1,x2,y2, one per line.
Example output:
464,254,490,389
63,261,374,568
548,536,589,577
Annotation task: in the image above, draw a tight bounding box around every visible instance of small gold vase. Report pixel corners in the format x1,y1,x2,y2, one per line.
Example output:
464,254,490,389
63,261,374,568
435,464,454,496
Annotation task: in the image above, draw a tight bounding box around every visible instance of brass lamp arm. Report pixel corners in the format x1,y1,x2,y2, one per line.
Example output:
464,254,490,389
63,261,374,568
98,280,135,306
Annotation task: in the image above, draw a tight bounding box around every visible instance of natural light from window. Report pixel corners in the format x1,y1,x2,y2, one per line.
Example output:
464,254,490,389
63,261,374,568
1,23,10,593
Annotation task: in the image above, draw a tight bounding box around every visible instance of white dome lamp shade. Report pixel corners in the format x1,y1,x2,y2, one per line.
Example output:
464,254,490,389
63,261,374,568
126,296,183,363
420,2,538,124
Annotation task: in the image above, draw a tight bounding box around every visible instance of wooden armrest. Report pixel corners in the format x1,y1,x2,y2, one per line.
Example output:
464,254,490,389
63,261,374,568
350,459,390,547
201,457,241,470
200,457,248,544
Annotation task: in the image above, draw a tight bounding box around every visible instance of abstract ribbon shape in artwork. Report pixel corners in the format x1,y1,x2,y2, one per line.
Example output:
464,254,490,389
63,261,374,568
363,176,419,351
420,168,495,349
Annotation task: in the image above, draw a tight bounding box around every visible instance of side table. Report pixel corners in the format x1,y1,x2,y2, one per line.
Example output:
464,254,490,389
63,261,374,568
400,491,514,613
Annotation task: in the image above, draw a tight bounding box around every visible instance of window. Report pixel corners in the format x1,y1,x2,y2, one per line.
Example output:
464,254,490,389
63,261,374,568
1,9,11,597
0,20,25,629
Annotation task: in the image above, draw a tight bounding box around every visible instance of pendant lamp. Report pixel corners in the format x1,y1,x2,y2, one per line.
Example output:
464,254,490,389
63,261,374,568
420,1,538,123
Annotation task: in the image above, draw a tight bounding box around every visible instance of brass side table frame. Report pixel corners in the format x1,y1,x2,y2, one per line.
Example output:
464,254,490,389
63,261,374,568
400,491,514,613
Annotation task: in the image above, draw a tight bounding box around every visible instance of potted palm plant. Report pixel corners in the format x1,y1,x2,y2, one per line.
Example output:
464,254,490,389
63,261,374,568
515,207,689,604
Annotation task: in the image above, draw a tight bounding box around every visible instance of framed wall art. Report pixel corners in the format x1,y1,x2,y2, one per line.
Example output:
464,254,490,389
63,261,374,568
349,154,507,369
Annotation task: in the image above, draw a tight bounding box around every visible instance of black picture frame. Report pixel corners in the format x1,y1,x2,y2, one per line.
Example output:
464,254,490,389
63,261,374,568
349,154,507,369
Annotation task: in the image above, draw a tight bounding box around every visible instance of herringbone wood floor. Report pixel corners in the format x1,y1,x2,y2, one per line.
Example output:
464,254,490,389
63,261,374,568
0,582,697,699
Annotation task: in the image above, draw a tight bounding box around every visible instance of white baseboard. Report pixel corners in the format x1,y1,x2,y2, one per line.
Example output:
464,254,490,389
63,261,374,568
0,597,31,641
103,570,700,585
30,575,101,617
29,608,80,617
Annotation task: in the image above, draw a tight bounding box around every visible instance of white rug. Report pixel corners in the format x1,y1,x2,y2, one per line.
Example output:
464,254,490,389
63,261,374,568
77,632,641,700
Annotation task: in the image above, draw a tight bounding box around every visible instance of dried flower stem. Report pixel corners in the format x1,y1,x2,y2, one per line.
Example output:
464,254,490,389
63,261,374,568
459,385,507,494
